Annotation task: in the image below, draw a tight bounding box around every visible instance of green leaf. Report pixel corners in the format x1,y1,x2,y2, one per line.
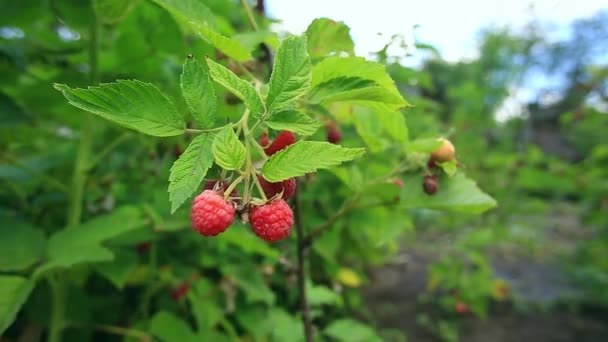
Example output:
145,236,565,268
266,35,311,112
212,126,245,171
266,110,321,136
312,57,408,110
377,110,408,142
54,81,185,137
0,276,34,335
233,31,280,51
437,159,458,177
221,264,275,305
324,319,382,342
34,206,146,278
92,0,135,24
406,138,443,153
0,217,45,272
191,22,252,62
307,283,342,307
180,57,216,128
353,108,389,153
268,309,304,341
94,249,138,289
150,311,198,342
206,59,264,117
399,173,497,214
168,133,215,213
308,77,376,104
220,224,281,260
262,141,365,182
151,0,219,30
188,279,223,332
306,18,355,59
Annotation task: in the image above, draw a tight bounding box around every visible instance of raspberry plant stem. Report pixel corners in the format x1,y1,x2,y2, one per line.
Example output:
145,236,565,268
294,181,314,342
48,7,99,342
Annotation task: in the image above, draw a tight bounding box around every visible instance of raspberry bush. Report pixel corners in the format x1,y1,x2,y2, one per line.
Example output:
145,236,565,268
0,1,499,341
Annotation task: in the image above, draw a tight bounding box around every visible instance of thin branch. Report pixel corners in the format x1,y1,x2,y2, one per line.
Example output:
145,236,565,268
69,322,151,341
294,180,313,342
240,0,260,31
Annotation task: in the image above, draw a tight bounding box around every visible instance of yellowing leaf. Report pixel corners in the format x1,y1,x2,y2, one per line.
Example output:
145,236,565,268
336,268,361,288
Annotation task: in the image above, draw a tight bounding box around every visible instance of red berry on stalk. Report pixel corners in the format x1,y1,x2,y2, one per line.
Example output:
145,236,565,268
190,190,235,236
171,282,189,301
423,174,439,195
454,301,470,314
136,242,151,253
326,122,342,144
258,176,296,200
260,132,270,148
264,131,297,156
249,200,294,242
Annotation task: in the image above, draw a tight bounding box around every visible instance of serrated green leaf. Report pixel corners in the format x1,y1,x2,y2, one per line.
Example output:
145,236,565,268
306,18,355,59
266,35,311,112
312,56,408,110
324,319,382,342
150,311,198,342
93,0,135,24
151,0,219,30
437,159,458,177
54,81,185,137
0,276,34,336
353,108,389,153
180,57,216,128
206,59,264,117
233,31,280,51
307,283,342,307
220,224,280,260
212,126,245,171
308,77,376,104
191,22,252,62
0,217,45,272
266,110,321,136
34,206,146,278
320,86,408,112
221,264,275,305
262,141,365,182
168,133,215,213
377,110,408,142
95,249,138,289
399,173,497,214
406,138,443,153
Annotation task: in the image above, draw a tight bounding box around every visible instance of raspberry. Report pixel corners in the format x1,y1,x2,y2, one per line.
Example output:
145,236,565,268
264,131,297,156
430,138,456,163
423,174,439,195
249,200,294,242
171,282,189,301
260,132,270,148
258,176,296,200
190,190,235,236
326,122,342,144
393,179,404,187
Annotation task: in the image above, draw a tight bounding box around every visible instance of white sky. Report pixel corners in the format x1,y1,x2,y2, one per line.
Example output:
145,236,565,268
266,0,605,121
266,0,605,61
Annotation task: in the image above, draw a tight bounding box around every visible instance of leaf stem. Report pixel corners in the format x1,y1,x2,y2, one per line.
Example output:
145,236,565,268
69,322,151,341
294,180,313,342
87,132,131,169
240,0,259,31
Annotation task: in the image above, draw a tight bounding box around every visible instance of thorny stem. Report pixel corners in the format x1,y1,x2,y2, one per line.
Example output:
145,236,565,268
294,181,313,342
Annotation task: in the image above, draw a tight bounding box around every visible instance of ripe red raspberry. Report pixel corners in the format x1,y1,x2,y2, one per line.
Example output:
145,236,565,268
258,176,296,200
190,190,235,236
423,174,439,195
264,131,297,156
326,122,341,144
249,200,294,242
260,132,270,148
171,282,189,301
